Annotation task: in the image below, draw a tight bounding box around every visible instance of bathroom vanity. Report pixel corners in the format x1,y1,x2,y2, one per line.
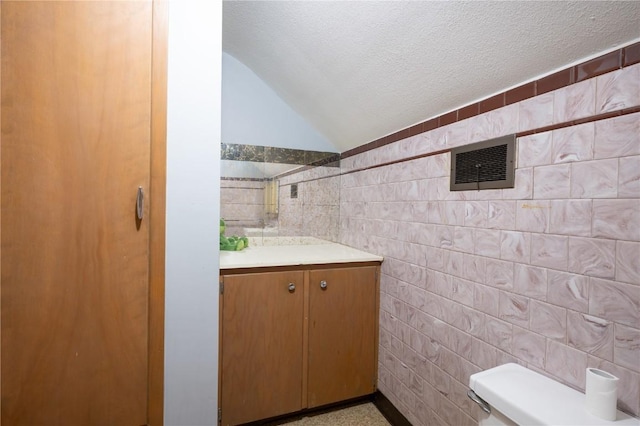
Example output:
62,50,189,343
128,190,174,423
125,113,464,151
219,240,383,425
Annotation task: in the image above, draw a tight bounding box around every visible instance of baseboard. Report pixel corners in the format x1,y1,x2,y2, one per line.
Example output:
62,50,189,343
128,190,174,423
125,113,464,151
372,390,412,426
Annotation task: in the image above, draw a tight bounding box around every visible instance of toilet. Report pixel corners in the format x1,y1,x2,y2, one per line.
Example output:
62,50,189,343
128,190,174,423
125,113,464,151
468,363,640,425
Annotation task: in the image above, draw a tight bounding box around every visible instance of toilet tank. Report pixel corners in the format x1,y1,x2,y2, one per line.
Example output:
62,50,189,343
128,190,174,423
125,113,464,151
469,363,640,426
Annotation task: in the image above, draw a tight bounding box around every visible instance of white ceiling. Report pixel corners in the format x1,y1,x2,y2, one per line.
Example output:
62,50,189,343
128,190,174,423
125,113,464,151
223,1,640,153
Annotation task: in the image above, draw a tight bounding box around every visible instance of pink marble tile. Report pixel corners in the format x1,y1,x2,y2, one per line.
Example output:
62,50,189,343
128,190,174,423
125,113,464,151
533,164,571,199
464,201,488,228
441,120,470,150
502,167,533,200
619,155,640,199
531,233,568,271
487,201,516,230
545,340,588,388
469,104,519,143
500,230,531,263
444,249,464,278
462,254,486,283
426,246,445,272
512,326,546,368
453,226,475,254
474,283,499,317
456,306,486,338
514,263,547,299
431,364,451,397
485,258,514,290
590,277,640,328
568,237,615,279
547,270,589,312
518,132,553,168
470,337,498,370
571,158,618,198
567,311,614,360
407,306,434,336
519,93,554,132
593,199,640,242
614,323,640,373
530,299,567,341
587,355,640,416
423,126,447,154
596,63,640,113
594,112,640,159
445,201,466,226
399,133,430,158
474,228,501,258
433,225,454,249
554,78,596,123
499,291,530,327
616,240,640,285
483,316,513,352
549,200,592,237
516,201,550,233
451,277,475,307
551,122,595,164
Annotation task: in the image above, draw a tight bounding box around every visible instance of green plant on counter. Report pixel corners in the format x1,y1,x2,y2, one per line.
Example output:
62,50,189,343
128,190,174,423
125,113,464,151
219,219,249,251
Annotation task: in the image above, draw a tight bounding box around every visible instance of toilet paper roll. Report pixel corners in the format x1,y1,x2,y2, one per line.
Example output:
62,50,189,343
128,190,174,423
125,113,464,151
585,368,619,421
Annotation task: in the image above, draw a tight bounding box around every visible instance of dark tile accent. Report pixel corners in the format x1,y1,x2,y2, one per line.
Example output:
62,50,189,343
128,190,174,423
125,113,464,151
458,103,479,120
479,93,505,114
372,391,412,426
342,140,375,159
576,50,621,82
439,110,457,126
221,143,265,162
506,82,536,105
220,176,266,182
537,67,574,95
395,127,411,142
223,143,338,166
423,118,438,132
408,123,423,137
624,42,640,66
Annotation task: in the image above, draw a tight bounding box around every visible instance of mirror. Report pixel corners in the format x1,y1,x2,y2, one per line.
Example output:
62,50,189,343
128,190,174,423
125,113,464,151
220,143,340,242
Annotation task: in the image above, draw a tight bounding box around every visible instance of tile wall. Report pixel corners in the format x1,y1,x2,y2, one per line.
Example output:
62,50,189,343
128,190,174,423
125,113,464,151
338,62,640,425
277,165,341,241
220,179,265,235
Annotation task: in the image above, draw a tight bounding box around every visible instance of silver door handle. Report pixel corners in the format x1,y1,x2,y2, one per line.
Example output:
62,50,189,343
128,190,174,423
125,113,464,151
136,186,144,220
320,280,327,290
288,283,296,293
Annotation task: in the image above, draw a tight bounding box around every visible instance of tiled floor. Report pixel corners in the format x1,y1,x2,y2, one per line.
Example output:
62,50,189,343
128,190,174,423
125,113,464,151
280,403,391,426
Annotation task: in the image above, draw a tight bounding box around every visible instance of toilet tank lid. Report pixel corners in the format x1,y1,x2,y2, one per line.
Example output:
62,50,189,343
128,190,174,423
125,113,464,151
469,363,640,426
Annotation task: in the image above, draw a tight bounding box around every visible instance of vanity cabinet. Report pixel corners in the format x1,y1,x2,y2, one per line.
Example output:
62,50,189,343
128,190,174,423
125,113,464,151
219,263,380,426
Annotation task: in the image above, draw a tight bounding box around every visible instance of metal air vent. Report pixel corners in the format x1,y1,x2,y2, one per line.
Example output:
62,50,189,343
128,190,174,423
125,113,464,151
450,134,516,191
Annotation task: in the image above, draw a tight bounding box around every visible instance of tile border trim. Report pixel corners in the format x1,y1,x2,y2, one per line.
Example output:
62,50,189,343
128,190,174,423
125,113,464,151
342,41,640,160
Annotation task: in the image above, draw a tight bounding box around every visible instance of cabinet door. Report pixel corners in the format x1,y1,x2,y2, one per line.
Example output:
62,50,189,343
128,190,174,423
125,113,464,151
221,271,305,425
308,266,378,408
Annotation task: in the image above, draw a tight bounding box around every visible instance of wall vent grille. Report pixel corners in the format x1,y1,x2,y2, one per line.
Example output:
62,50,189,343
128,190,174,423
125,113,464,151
450,134,516,191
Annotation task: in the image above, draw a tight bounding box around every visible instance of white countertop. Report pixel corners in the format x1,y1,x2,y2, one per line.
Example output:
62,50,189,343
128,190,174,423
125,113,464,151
219,241,383,270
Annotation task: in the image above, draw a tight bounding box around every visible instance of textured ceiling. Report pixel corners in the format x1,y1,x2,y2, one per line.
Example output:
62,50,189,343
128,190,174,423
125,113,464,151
223,1,640,152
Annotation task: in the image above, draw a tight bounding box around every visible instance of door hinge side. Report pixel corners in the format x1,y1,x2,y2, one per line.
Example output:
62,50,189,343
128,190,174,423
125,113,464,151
218,407,222,425
220,277,224,295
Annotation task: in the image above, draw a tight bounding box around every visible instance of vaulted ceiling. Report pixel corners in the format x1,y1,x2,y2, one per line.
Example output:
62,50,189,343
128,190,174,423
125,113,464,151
223,1,640,152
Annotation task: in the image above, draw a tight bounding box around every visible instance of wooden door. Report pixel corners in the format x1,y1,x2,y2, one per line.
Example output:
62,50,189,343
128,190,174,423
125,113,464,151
1,2,155,424
221,271,304,425
308,266,378,408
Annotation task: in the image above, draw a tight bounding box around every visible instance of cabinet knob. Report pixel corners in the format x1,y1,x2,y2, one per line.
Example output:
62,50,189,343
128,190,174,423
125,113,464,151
288,283,296,293
320,280,327,290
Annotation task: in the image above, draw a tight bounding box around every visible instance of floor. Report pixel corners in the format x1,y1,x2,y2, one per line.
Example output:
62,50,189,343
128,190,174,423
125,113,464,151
279,403,392,426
